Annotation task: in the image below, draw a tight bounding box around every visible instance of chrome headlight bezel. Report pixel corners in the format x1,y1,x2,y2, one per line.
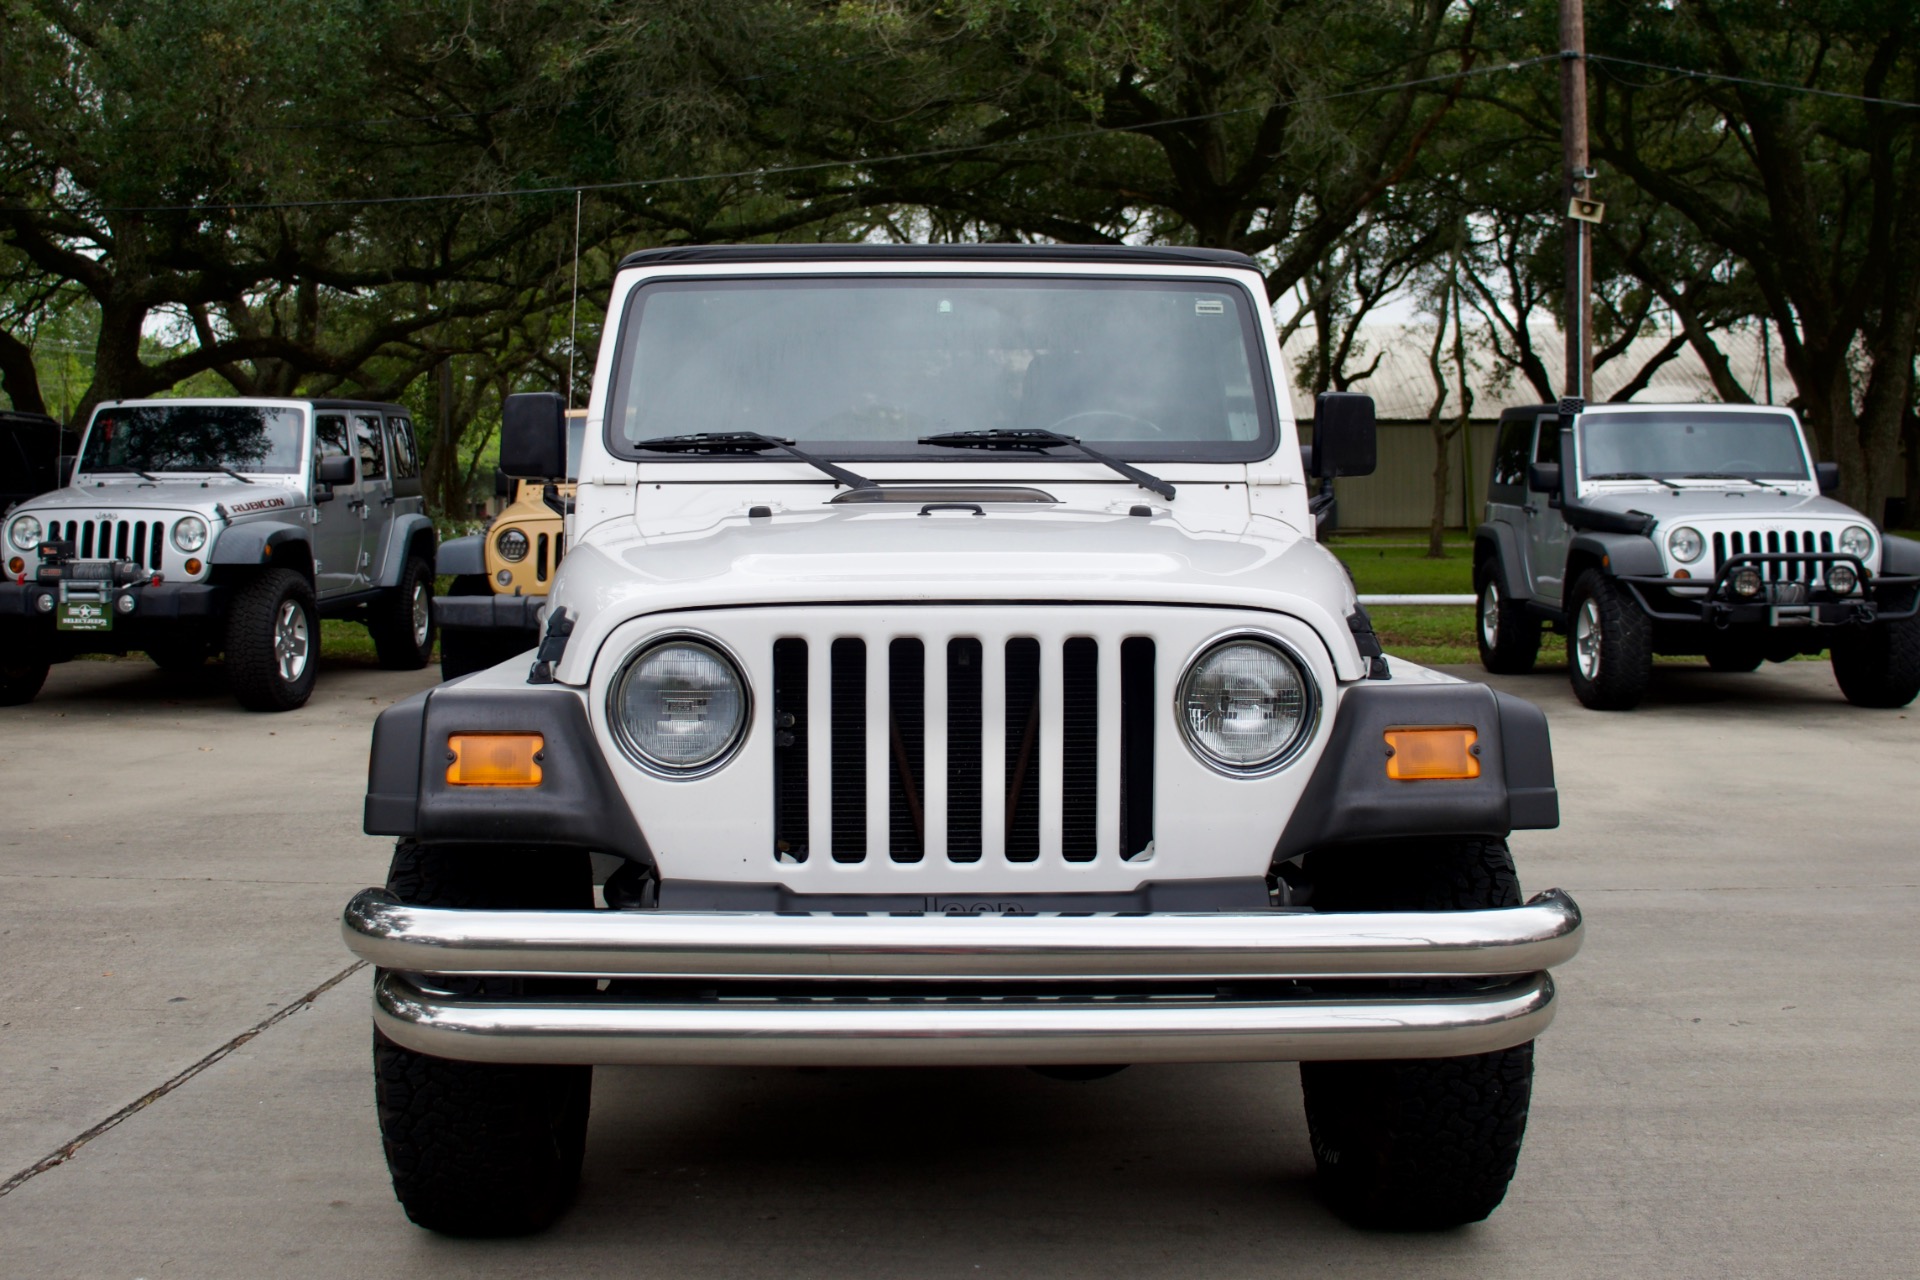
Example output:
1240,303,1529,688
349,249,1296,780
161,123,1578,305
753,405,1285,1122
170,515,209,553
1667,525,1704,564
7,513,41,552
606,632,752,778
1839,525,1874,560
495,527,530,562
1174,633,1320,776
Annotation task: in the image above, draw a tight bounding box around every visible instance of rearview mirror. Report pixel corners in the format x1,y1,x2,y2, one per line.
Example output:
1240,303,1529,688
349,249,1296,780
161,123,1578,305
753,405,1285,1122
1815,461,1839,494
1527,462,1561,495
1309,392,1376,479
502,392,567,480
316,455,355,485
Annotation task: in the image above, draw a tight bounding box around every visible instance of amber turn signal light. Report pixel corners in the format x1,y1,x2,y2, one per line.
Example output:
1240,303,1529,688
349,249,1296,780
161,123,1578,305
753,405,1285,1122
1384,727,1480,781
184,557,202,575
446,733,545,787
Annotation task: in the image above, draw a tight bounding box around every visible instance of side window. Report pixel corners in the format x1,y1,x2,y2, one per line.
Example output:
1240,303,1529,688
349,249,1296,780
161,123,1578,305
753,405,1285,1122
1488,418,1531,500
1533,415,1562,466
315,413,352,473
354,414,387,481
387,417,419,479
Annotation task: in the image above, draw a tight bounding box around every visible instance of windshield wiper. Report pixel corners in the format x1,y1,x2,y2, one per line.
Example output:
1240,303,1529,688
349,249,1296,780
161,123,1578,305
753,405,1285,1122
1682,472,1789,494
1588,472,1683,491
632,432,875,491
158,463,255,484
91,462,158,481
916,429,1176,501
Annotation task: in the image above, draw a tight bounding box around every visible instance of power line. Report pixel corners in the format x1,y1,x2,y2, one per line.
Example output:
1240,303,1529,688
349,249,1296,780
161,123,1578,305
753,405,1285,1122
1,57,1556,218
1584,53,1920,110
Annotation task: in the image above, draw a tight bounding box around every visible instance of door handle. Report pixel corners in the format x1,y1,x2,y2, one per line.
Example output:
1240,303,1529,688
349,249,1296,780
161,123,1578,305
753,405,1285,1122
380,495,396,507
1522,505,1538,515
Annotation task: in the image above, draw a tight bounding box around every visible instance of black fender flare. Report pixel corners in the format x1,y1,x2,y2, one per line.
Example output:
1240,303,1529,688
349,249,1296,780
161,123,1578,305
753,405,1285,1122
372,513,436,587
210,520,309,571
1473,522,1533,600
1567,530,1663,581
436,533,487,577
1880,534,1920,577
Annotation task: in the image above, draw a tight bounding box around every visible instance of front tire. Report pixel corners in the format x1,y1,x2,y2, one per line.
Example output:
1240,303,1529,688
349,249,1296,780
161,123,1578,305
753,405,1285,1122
1475,562,1541,674
1830,616,1920,708
1566,570,1652,710
370,553,435,670
1299,837,1534,1230
0,645,50,706
374,840,593,1236
224,570,317,711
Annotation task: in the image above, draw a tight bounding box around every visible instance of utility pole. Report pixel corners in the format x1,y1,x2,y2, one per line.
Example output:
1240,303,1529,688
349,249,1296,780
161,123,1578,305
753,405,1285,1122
1560,0,1593,402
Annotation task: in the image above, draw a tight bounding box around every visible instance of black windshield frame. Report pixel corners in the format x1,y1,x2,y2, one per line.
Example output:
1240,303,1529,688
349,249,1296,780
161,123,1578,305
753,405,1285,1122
603,274,1280,466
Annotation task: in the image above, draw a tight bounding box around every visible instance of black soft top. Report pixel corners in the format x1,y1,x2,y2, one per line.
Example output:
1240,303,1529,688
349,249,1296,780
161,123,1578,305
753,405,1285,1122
617,243,1257,271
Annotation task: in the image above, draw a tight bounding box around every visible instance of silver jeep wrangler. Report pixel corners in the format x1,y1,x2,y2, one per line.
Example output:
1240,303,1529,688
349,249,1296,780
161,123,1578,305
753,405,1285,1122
342,244,1583,1235
1473,400,1920,710
1,398,437,710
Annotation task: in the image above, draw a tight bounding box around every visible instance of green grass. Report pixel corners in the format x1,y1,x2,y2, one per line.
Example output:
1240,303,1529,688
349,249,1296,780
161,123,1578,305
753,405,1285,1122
1325,534,1475,597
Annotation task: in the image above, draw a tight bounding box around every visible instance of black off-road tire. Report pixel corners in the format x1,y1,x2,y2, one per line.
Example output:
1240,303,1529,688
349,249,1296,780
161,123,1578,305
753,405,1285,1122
1566,570,1653,711
0,645,50,706
374,840,593,1237
1475,562,1541,674
1299,837,1535,1230
1830,615,1920,708
369,553,435,670
223,569,318,712
1703,636,1764,673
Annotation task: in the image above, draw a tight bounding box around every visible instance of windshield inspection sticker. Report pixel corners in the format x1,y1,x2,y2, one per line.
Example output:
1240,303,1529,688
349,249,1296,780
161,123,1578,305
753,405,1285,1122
1194,299,1225,315
57,600,112,632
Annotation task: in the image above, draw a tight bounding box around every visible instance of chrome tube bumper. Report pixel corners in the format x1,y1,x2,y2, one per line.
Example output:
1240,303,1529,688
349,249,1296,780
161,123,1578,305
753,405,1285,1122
344,888,1582,1066
342,888,1582,982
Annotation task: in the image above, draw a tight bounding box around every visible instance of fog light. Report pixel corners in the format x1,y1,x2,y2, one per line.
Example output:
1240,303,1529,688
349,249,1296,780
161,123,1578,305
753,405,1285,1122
1731,567,1764,598
446,733,545,787
495,569,513,586
1384,727,1481,780
34,592,54,613
1826,563,1858,594
114,593,136,614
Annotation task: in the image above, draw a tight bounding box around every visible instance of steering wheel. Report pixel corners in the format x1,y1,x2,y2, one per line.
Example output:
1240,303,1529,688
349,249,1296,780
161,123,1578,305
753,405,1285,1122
1041,410,1165,439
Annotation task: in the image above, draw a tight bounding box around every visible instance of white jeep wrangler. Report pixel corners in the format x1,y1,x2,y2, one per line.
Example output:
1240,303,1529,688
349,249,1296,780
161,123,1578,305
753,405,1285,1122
342,245,1583,1235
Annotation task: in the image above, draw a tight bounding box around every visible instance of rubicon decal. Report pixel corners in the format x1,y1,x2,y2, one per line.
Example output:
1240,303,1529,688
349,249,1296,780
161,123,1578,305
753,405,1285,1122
227,496,289,515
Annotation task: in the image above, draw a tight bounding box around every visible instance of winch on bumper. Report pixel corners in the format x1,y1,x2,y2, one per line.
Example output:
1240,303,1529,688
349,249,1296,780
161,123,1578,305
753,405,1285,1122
1618,552,1920,628
0,544,221,631
343,669,1583,1068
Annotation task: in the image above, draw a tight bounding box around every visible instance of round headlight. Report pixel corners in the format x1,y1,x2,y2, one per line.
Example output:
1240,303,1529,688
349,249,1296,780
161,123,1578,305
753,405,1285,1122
1177,638,1315,772
610,637,749,774
1667,525,1704,564
1838,525,1873,559
8,514,41,551
495,528,530,562
170,516,208,553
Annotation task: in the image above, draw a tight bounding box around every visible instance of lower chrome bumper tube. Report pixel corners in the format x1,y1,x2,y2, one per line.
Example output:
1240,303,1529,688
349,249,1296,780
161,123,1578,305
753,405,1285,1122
373,970,1559,1067
343,888,1584,982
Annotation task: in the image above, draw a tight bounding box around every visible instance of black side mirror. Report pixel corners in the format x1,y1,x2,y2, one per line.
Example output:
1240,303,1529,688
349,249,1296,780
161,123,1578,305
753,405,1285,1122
1528,462,1561,495
1816,461,1839,494
495,468,513,499
58,454,77,487
1310,392,1376,479
317,454,355,485
502,392,567,480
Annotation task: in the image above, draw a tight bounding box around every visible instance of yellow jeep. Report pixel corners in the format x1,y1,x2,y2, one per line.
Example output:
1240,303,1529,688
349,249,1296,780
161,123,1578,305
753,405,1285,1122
434,410,581,679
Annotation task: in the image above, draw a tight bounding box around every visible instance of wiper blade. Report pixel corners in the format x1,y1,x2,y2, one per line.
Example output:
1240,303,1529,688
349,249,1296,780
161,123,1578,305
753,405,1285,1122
1682,472,1789,493
632,432,875,491
916,429,1176,501
92,463,158,481
1588,471,1682,491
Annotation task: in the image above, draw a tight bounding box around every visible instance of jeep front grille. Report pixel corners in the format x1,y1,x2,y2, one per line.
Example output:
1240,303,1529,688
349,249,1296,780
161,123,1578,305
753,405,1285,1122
1710,528,1834,582
770,633,1155,867
45,518,166,571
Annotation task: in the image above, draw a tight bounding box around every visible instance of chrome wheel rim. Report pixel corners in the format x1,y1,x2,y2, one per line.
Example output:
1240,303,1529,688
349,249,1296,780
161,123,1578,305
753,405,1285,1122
1574,597,1602,680
274,600,310,683
411,581,430,647
1480,581,1500,648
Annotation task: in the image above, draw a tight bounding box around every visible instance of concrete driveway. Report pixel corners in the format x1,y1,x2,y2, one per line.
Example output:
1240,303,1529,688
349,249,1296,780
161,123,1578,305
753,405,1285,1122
1,654,1914,1277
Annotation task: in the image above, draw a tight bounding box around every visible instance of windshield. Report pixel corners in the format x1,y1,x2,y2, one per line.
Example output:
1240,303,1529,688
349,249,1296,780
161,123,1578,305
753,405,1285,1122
1579,411,1809,481
81,405,306,475
609,277,1272,461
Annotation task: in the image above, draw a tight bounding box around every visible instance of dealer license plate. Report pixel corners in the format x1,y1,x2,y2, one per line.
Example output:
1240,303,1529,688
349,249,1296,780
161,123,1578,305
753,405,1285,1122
57,600,113,632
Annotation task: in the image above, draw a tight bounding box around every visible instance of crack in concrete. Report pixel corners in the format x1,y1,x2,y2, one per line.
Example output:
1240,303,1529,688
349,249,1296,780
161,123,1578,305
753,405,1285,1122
0,961,367,1198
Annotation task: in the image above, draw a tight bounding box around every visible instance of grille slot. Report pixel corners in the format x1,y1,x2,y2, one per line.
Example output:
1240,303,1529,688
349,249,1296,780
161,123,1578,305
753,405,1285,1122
48,518,165,570
772,630,1152,868
1713,528,1838,582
